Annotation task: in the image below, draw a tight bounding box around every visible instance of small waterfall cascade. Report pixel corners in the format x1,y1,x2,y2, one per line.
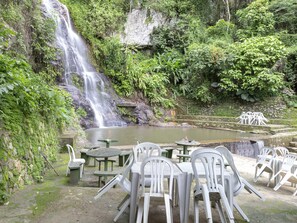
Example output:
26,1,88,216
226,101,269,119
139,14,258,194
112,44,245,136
42,0,126,128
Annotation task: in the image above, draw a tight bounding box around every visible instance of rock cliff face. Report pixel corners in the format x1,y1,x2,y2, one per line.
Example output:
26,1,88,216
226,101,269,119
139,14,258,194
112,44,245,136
118,8,169,125
120,9,166,46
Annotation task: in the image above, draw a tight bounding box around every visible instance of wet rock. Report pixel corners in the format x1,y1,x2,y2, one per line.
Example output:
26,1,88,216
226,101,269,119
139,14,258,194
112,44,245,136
134,103,159,125
61,85,95,128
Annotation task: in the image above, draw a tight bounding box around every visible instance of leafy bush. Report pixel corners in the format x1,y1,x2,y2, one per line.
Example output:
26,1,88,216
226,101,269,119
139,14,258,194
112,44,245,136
206,19,235,42
269,0,297,34
182,43,228,103
236,0,275,40
146,0,193,18
219,36,287,101
151,20,189,54
127,52,174,108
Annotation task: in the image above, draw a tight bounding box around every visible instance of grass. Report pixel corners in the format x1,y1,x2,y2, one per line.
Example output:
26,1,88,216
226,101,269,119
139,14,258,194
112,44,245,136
177,96,297,120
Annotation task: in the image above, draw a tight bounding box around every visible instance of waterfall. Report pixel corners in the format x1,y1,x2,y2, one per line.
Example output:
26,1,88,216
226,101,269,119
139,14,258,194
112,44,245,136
42,0,126,128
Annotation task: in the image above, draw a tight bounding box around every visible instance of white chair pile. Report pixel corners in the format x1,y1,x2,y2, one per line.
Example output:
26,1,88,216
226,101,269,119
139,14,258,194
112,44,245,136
254,147,275,186
253,146,297,196
238,112,268,125
215,146,264,222
271,153,297,196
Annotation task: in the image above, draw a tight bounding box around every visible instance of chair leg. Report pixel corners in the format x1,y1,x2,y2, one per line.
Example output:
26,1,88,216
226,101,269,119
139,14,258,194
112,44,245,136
274,173,292,191
94,177,118,200
201,184,212,223
216,201,226,223
293,188,297,196
117,194,130,210
113,198,130,222
143,193,151,223
234,200,250,222
80,164,84,178
254,166,258,182
218,186,234,223
193,198,199,223
136,198,144,223
241,178,265,201
164,194,173,223
267,172,273,187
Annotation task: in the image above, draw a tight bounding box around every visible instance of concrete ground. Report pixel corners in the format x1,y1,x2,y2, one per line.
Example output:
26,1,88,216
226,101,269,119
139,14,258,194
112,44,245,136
0,150,297,223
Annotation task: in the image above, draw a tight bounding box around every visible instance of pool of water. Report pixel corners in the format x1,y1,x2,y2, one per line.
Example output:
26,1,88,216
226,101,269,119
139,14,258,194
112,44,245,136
85,125,257,146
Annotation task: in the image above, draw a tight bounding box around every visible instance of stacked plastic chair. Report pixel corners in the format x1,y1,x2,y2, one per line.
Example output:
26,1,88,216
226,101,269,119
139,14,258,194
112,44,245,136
191,148,235,223
136,156,174,223
271,153,297,196
254,147,275,186
215,146,265,222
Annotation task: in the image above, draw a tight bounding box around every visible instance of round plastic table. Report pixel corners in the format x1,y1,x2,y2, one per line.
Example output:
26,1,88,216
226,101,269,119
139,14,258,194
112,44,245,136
175,140,200,162
86,148,121,171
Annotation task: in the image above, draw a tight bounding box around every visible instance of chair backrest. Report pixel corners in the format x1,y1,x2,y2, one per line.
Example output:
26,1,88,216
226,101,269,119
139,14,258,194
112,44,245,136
274,147,289,157
257,147,275,162
191,148,225,192
140,156,174,199
280,153,297,172
66,144,75,161
215,146,243,195
257,147,275,167
133,142,162,162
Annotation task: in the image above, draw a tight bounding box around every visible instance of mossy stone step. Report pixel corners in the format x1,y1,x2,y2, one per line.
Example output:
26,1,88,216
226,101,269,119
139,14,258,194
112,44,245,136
289,142,297,147
270,128,297,134
287,147,297,153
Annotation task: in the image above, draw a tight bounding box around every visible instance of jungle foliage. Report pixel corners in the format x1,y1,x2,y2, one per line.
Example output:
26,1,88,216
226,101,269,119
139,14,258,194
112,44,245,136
0,0,78,204
61,0,297,107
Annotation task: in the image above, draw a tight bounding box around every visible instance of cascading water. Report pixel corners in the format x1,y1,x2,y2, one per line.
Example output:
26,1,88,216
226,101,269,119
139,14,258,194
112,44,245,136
42,0,126,128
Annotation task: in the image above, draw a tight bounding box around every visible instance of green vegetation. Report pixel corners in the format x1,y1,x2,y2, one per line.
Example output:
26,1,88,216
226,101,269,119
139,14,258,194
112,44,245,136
61,0,297,109
0,1,79,204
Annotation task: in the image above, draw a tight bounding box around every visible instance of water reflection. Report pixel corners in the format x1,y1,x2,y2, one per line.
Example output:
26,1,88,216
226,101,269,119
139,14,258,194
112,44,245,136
85,126,256,146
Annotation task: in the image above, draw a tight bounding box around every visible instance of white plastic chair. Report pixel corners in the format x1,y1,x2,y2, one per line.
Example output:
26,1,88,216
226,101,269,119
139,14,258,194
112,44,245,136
136,156,174,223
215,146,265,222
191,148,235,223
274,147,289,157
254,147,275,186
133,142,162,162
94,154,134,222
272,153,297,196
238,112,249,124
66,144,85,178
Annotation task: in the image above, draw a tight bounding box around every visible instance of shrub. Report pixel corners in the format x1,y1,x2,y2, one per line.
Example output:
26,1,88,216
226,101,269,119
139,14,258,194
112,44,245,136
219,36,287,101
